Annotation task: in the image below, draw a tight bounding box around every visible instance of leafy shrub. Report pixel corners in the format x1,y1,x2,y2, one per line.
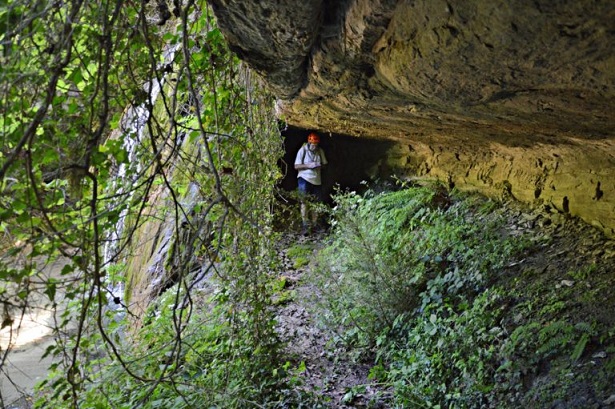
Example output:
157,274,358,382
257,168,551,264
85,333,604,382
314,185,530,406
375,289,505,408
315,187,436,341
315,186,522,343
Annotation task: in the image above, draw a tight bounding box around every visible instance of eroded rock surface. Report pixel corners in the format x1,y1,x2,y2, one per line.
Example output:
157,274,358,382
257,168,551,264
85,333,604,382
210,0,615,235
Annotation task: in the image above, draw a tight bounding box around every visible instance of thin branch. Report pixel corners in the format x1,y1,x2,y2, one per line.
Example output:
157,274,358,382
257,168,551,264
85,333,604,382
0,0,84,180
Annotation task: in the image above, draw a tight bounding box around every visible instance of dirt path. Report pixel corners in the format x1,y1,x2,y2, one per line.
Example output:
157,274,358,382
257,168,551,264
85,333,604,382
275,232,390,408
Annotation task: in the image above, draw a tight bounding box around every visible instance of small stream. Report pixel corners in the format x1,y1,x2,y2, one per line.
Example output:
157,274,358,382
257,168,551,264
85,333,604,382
0,257,69,408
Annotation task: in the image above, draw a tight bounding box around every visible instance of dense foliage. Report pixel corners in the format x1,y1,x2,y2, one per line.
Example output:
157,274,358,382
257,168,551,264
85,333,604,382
316,186,522,345
3,0,614,407
314,185,615,408
1,1,302,407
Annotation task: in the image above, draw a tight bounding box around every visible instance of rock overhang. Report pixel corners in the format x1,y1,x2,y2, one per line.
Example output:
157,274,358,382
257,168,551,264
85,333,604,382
210,0,615,236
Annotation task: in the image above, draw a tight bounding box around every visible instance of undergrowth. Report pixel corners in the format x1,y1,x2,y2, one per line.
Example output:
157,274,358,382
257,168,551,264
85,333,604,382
315,185,525,346
36,280,310,408
313,183,614,408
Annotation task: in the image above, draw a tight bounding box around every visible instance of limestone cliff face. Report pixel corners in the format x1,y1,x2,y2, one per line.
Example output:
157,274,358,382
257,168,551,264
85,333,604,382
210,0,615,236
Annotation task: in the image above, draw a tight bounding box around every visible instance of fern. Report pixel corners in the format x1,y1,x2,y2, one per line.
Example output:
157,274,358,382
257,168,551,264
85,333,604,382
509,322,540,348
535,321,595,360
570,322,595,362
574,321,593,333
570,334,590,362
539,321,571,339
537,334,572,356
537,321,574,356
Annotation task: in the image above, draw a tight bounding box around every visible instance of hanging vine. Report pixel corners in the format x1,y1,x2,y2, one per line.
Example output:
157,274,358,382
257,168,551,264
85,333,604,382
0,0,296,407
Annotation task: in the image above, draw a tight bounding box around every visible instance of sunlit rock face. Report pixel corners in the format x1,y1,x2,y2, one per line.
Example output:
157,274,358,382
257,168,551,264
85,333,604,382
210,0,615,236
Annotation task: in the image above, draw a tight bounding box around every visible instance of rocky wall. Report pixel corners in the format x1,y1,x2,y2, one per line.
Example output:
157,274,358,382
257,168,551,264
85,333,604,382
380,138,615,236
210,0,615,236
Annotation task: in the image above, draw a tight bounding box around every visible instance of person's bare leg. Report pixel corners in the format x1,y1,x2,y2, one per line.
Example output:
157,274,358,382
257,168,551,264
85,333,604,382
301,202,310,234
311,208,318,225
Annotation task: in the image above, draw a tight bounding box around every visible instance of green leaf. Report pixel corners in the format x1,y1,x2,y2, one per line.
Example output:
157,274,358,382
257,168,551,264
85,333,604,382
342,391,354,403
61,264,75,275
571,334,589,362
45,281,57,302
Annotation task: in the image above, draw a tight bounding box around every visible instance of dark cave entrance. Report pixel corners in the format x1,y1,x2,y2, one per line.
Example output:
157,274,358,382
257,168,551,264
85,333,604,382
278,126,395,204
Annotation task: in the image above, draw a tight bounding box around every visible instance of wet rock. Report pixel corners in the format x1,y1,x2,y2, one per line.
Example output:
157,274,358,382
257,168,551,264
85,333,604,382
604,394,615,406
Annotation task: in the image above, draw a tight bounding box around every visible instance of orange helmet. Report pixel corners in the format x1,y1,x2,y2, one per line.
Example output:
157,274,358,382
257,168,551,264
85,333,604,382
307,132,320,144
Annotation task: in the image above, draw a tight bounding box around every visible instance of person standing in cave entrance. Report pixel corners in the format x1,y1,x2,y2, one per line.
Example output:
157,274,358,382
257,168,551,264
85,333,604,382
295,132,328,235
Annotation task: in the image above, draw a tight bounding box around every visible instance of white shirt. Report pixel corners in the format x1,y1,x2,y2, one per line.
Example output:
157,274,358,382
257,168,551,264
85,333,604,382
295,144,328,185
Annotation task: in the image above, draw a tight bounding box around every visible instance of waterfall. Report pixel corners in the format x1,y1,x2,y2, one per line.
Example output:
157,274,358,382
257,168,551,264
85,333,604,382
103,45,179,306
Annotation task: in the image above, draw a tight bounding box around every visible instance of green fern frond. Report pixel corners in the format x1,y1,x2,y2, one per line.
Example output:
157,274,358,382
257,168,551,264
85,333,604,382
539,321,572,340
570,334,590,362
537,334,572,356
574,322,593,334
